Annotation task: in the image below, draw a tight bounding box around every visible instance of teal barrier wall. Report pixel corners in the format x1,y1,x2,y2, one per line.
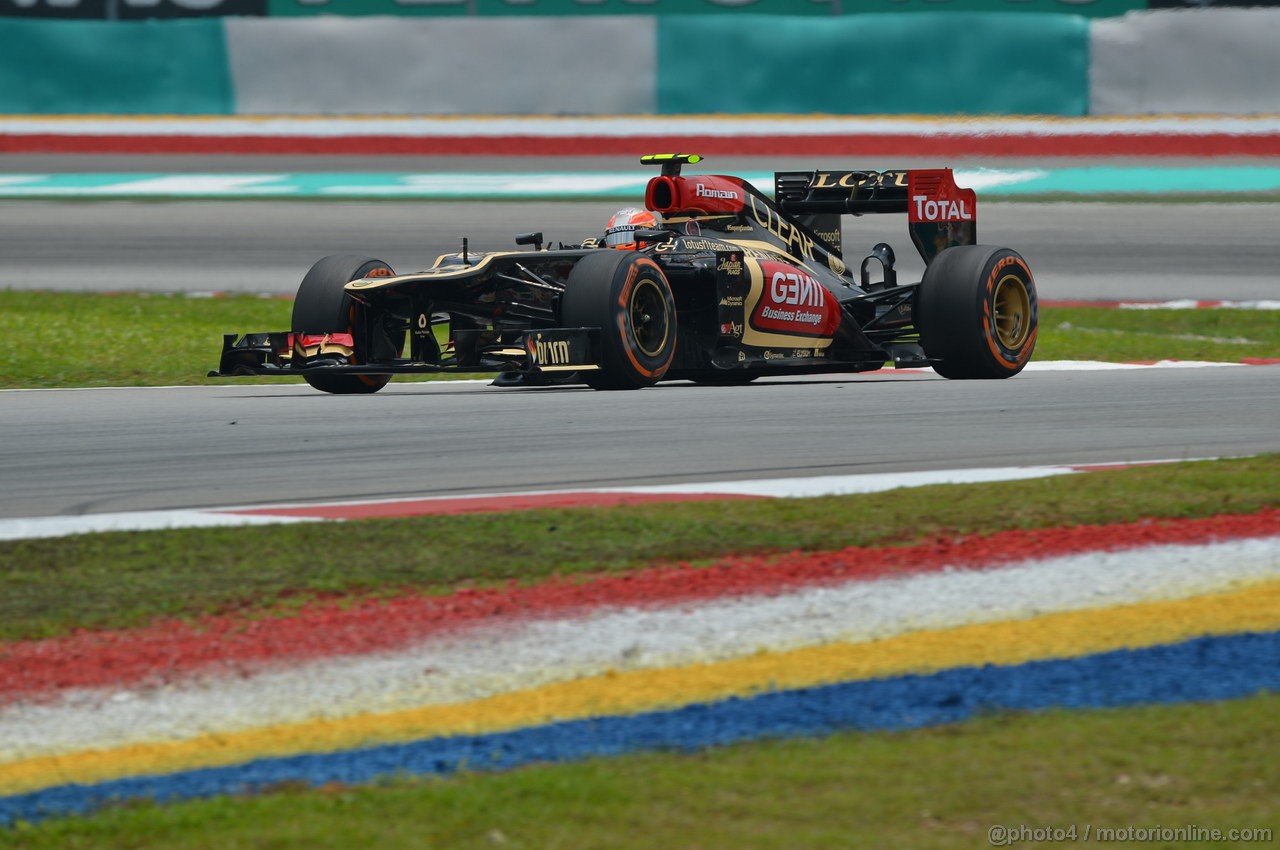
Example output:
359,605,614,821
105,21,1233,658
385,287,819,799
268,0,842,14
0,13,1089,116
656,13,1090,116
0,19,232,114
263,0,1144,17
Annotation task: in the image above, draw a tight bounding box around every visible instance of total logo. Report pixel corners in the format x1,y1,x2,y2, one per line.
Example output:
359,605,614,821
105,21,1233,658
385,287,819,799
912,195,973,222
696,183,740,200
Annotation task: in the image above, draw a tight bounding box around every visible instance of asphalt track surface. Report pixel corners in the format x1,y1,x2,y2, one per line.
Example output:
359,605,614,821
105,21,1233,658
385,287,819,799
4,366,1279,519
2,199,1278,302
1,185,1277,521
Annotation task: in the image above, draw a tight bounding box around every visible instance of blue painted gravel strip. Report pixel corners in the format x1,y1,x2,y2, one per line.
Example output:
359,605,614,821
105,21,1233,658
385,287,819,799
4,629,1278,827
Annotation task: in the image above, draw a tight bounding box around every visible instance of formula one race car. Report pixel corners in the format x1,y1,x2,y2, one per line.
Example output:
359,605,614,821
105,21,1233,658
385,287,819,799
210,154,1037,392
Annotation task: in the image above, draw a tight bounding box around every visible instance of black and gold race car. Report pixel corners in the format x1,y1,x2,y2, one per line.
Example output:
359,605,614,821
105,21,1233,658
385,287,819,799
210,154,1037,393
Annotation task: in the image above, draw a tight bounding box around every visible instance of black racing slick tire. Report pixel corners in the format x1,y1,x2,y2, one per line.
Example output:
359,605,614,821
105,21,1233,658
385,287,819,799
916,245,1038,380
292,254,397,395
561,250,677,390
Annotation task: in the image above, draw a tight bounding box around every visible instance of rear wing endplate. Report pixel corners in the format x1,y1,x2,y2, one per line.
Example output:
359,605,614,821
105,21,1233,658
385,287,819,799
774,169,977,263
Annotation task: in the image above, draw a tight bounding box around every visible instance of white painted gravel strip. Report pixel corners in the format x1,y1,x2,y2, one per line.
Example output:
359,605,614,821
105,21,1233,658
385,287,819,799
0,511,318,540
212,464,1083,511
0,457,1216,541
591,466,1077,497
4,537,1276,762
1119,299,1280,310
1024,360,1247,371
0,360,1258,400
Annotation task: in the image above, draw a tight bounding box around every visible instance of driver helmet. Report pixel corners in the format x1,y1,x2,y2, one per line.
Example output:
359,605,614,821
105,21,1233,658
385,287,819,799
605,208,663,250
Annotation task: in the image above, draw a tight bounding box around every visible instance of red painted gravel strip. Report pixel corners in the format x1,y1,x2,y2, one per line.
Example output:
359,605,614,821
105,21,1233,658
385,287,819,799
2,510,1276,701
3,133,1279,157
225,492,762,519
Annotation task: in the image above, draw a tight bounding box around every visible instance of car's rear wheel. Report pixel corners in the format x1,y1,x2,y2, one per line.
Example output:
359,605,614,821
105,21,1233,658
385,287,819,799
292,254,398,395
560,250,677,390
915,245,1037,379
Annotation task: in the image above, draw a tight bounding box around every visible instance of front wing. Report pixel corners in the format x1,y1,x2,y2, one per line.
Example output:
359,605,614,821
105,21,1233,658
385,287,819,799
208,328,601,379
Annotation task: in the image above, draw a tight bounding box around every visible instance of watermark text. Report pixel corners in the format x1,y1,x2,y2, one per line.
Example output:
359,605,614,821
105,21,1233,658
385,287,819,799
987,823,1273,846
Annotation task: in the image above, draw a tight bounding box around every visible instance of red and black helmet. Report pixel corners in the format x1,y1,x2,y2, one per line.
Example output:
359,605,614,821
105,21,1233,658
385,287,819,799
604,208,663,250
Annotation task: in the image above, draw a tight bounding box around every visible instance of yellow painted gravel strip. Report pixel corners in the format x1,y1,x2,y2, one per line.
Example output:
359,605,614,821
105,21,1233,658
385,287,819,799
4,579,1277,796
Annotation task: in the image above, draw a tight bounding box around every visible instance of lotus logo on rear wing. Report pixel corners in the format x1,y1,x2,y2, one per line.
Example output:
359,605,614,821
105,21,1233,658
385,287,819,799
775,168,978,263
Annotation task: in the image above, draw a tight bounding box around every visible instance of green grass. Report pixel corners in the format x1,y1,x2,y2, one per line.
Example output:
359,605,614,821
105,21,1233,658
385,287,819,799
1036,307,1280,364
4,286,1276,845
1,455,1274,641
2,292,296,389
2,290,1275,390
5,694,1276,849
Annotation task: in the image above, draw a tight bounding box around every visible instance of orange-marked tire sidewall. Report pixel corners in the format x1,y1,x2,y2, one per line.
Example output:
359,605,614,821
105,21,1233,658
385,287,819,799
615,258,675,381
980,254,1037,372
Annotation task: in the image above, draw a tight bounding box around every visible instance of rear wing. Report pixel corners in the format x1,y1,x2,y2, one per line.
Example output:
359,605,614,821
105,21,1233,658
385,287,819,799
774,169,977,263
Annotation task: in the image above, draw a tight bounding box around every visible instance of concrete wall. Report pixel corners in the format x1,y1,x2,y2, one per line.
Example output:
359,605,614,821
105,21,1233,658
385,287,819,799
225,17,657,115
1089,9,1280,115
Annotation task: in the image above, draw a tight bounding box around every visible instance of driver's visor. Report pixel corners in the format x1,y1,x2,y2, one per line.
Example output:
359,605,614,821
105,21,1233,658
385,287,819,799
605,227,636,247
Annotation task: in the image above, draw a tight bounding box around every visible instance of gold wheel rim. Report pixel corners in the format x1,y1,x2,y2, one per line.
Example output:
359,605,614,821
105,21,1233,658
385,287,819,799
992,274,1031,350
629,278,670,358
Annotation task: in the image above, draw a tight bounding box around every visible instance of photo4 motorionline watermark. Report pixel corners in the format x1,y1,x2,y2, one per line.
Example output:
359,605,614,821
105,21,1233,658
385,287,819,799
988,824,1273,846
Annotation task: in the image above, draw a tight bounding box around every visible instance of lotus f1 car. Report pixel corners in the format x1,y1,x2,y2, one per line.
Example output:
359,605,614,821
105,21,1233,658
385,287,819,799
210,154,1037,392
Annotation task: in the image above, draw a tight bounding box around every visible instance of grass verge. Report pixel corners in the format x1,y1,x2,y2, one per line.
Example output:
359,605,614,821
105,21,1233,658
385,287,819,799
2,291,1276,390
5,693,1276,849
1038,307,1280,364
1,455,1275,641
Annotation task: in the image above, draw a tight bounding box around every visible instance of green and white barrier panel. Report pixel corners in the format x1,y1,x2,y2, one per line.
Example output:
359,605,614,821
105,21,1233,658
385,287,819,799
0,9,1276,116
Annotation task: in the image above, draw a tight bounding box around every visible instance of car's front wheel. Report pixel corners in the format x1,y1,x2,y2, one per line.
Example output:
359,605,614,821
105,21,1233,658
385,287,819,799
291,254,398,395
915,245,1037,379
560,250,677,390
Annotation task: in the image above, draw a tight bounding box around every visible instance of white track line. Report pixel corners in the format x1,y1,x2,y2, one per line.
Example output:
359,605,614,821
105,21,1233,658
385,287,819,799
0,459,1213,542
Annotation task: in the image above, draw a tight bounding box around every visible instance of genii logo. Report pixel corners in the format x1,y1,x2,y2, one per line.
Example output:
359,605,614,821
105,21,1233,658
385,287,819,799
750,261,842,337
